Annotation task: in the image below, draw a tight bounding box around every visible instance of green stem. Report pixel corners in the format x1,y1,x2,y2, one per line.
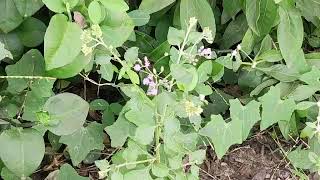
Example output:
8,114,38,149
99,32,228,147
66,3,72,22
116,158,156,169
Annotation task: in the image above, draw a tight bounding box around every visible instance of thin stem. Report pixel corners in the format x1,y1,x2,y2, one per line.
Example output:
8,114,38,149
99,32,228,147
177,24,193,64
0,76,56,80
66,3,72,22
79,73,119,88
116,158,156,169
0,118,36,128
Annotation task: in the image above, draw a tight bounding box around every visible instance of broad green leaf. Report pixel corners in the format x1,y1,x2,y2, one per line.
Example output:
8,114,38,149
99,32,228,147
221,0,242,24
0,42,12,61
44,93,89,136
288,148,314,169
167,27,185,46
5,49,46,94
221,14,248,49
229,99,261,141
139,0,175,14
127,69,140,85
134,125,155,145
128,10,150,26
60,122,104,165
250,79,279,97
98,0,129,12
152,163,169,178
124,47,139,64
105,115,135,147
189,149,206,165
88,1,105,24
124,167,152,180
44,14,82,70
240,28,260,55
90,99,109,111
46,53,91,79
16,17,46,47
278,114,298,140
101,11,134,48
296,0,320,27
0,32,24,59
259,86,296,130
171,64,198,91
245,0,277,35
13,0,43,17
57,164,89,180
199,115,241,159
180,0,216,40
0,128,45,178
203,90,233,116
299,66,320,88
197,61,212,83
42,0,79,13
212,62,224,82
0,0,23,33
98,61,114,81
277,5,310,73
256,49,283,62
0,167,31,180
288,85,318,101
95,159,110,179
258,64,300,82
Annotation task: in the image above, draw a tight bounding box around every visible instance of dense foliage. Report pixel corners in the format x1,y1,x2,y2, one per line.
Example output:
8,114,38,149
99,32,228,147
0,0,320,179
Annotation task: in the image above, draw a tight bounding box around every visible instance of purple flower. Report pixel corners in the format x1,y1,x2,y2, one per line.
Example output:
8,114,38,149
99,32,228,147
133,64,141,72
143,77,150,85
144,57,150,68
200,48,212,59
147,87,158,96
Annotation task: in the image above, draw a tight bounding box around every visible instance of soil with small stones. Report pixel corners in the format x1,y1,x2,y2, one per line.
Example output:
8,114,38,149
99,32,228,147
200,133,318,180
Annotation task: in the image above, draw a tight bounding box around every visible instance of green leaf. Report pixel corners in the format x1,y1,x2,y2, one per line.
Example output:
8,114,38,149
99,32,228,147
16,17,46,47
88,1,105,24
105,115,135,147
0,0,23,33
229,99,261,141
288,148,314,169
258,64,300,82
256,49,283,62
171,64,198,91
44,14,82,70
221,0,242,24
245,0,277,35
180,0,216,40
221,14,248,49
57,164,89,180
124,167,152,180
95,159,110,179
12,0,43,17
42,0,79,13
44,93,89,136
0,42,12,61
0,128,45,178
98,0,129,12
1,167,30,180
134,125,155,145
259,86,296,130
197,61,212,83
167,27,185,46
60,122,104,165
199,115,241,159
189,149,206,165
152,163,169,178
124,47,139,64
5,49,46,94
127,69,140,85
299,66,320,88
101,11,134,48
90,99,109,111
277,5,310,73
98,61,114,81
0,32,24,59
139,0,175,14
128,10,150,26
46,53,91,79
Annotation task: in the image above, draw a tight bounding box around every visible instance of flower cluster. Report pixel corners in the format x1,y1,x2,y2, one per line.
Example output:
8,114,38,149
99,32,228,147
80,24,103,56
184,101,203,117
133,57,159,96
198,46,213,59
